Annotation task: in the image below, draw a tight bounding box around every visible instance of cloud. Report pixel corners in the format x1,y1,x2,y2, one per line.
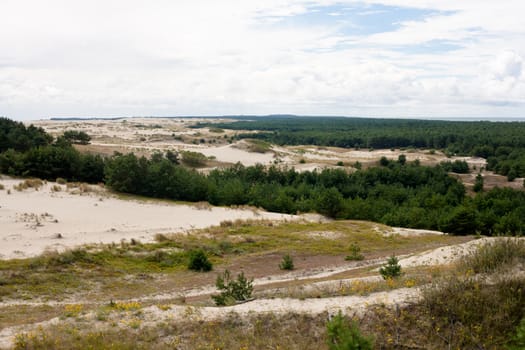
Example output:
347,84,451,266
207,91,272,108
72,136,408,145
0,0,524,120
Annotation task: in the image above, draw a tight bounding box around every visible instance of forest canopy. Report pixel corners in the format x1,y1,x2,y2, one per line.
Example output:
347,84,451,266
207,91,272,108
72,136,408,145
193,116,525,179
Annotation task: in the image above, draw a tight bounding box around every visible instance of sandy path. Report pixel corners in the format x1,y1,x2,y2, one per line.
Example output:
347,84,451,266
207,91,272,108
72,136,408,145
0,178,298,259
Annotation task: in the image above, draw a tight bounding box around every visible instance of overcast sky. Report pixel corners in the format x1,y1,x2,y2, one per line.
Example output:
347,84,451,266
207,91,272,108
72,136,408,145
1,0,524,120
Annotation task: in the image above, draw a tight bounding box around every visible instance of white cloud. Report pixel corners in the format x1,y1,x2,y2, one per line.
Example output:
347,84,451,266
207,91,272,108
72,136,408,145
0,0,524,120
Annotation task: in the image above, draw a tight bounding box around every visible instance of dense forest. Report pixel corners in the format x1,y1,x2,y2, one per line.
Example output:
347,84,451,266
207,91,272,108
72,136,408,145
193,116,525,179
1,117,524,236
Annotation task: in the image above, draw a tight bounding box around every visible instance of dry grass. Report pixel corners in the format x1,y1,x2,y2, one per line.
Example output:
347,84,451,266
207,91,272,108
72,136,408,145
13,179,44,191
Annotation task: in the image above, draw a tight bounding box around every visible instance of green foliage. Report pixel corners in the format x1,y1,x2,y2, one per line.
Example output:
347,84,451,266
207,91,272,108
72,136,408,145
212,270,253,306
379,156,389,166
441,160,470,173
62,130,91,145
279,254,294,270
345,243,364,261
379,255,402,279
507,317,525,350
326,311,374,350
0,117,52,152
247,139,272,153
473,173,484,192
181,151,207,167
187,249,212,272
316,187,345,219
193,116,525,178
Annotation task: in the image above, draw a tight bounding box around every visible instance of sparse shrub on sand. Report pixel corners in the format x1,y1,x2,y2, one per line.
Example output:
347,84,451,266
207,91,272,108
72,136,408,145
345,243,364,261
13,178,44,191
0,183,4,190
212,270,253,306
187,249,212,272
379,255,402,279
279,254,294,270
56,177,67,185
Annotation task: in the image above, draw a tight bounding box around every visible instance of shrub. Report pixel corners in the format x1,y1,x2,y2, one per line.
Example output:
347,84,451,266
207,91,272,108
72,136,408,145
507,317,525,350
187,249,212,272
63,130,91,145
279,254,294,270
212,270,253,306
473,173,484,192
423,275,525,348
56,177,67,185
247,139,271,153
326,311,374,350
181,151,207,167
379,255,401,279
459,238,525,274
345,243,364,261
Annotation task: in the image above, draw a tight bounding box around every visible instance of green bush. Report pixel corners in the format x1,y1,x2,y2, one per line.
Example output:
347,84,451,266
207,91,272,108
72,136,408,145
212,270,253,306
345,243,364,261
379,255,401,279
187,249,212,272
326,311,374,350
279,254,294,270
507,317,525,350
181,151,207,167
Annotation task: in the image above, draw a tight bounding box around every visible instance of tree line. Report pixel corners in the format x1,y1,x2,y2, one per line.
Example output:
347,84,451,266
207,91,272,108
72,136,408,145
193,116,525,179
1,117,524,236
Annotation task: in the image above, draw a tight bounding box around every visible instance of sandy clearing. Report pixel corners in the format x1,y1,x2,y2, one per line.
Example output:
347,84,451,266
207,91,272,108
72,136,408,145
0,178,299,259
391,227,445,236
197,144,276,166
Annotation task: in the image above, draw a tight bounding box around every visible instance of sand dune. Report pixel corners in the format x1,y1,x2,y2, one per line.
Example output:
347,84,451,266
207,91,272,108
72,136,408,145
0,178,298,259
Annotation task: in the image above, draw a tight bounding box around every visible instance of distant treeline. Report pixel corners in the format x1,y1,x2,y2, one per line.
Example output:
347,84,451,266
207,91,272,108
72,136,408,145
193,116,525,179
1,117,524,236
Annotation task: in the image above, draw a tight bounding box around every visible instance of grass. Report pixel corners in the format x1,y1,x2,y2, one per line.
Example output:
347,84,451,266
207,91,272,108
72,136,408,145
459,237,525,274
0,220,466,302
246,139,272,153
13,312,330,350
8,238,525,349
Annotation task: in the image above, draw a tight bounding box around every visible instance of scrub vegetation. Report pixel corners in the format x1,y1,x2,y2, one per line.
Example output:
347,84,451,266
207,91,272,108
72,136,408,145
2,116,525,349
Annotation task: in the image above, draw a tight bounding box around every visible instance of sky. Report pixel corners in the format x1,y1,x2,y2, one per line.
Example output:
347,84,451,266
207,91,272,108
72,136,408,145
1,0,524,121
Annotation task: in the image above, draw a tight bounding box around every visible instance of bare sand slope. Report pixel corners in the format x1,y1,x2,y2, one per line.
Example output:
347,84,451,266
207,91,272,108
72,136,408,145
0,178,297,259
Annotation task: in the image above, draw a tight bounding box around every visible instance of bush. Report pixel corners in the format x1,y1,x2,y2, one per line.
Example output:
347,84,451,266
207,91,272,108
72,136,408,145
212,270,253,306
326,311,374,350
345,243,364,261
187,249,212,272
459,238,525,274
379,255,401,279
279,254,294,270
63,130,91,145
507,317,525,350
181,151,207,167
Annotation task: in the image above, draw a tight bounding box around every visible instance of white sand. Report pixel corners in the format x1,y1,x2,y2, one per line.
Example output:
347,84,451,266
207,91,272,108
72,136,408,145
0,178,297,259
399,237,496,267
196,144,276,166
